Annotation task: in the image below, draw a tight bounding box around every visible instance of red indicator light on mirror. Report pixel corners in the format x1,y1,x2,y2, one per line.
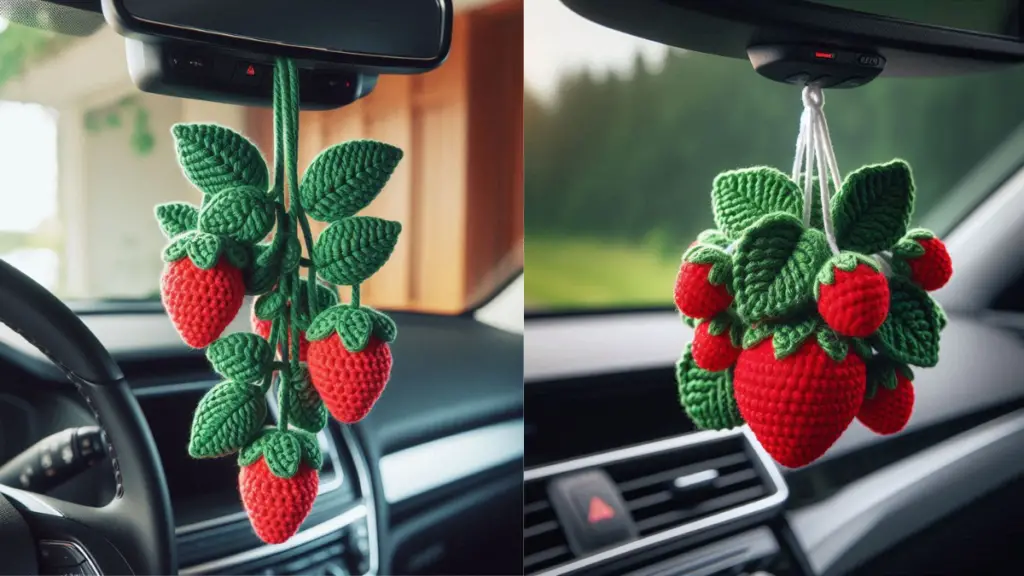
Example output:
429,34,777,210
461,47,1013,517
246,65,256,76
815,51,835,59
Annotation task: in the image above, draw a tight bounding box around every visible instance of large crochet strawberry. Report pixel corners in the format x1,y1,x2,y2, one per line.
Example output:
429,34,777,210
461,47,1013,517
237,429,322,544
733,333,865,468
306,304,397,423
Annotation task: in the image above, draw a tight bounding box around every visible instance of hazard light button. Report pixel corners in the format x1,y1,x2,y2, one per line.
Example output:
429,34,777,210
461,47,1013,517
547,470,639,555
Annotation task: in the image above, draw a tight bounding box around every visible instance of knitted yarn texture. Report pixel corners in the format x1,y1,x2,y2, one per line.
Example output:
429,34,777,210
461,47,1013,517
674,87,951,468
156,59,404,543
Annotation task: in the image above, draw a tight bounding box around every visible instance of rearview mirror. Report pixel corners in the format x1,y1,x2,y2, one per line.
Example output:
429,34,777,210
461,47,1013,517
102,0,452,74
563,0,1024,87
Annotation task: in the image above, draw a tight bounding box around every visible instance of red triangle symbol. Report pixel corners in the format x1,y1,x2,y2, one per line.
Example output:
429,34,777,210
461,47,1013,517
246,65,256,76
587,496,616,524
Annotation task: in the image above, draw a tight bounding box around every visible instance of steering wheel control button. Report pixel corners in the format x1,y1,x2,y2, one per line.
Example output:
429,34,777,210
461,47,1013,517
547,470,638,555
38,540,98,575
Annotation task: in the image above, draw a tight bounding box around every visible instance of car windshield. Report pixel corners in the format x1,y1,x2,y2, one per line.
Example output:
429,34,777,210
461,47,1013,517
0,18,521,314
525,0,1024,313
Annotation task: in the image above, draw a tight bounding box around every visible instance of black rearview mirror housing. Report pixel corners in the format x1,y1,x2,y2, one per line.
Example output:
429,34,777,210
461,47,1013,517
101,0,452,109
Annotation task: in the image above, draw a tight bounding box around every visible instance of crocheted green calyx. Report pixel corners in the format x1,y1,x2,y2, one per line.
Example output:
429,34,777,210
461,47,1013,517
163,59,403,488
675,344,744,430
676,156,949,438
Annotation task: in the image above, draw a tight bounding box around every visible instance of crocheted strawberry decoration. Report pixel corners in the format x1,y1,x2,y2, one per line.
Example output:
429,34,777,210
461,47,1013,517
691,316,742,372
892,229,953,291
238,429,322,544
306,306,396,423
674,87,951,468
857,358,915,435
157,60,404,543
674,245,733,319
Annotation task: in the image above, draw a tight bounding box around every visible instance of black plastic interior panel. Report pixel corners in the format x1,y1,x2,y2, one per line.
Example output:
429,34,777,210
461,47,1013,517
357,313,524,457
560,0,1024,76
526,368,695,468
850,475,1024,574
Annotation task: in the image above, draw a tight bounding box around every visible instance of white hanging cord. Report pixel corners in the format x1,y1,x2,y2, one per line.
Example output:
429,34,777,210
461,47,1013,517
793,85,842,255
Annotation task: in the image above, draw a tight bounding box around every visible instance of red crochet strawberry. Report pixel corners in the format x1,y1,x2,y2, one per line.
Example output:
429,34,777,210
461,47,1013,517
308,334,392,423
691,319,741,372
250,301,310,361
239,457,318,544
816,255,889,338
161,256,245,348
857,365,915,435
733,335,866,468
901,233,952,292
674,245,732,319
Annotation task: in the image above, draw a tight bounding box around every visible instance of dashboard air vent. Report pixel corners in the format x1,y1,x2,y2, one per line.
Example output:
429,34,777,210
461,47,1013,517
523,479,572,574
605,432,771,537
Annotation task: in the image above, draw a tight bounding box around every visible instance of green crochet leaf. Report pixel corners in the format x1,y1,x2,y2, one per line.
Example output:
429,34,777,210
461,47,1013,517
850,338,874,360
307,305,346,342
206,333,273,383
772,316,819,359
282,234,302,276
299,140,404,222
742,323,773,349
934,299,948,331
831,159,915,254
172,124,269,197
682,243,732,287
681,314,699,329
186,232,225,270
891,237,926,259
222,239,252,270
865,356,897,399
162,231,196,263
712,166,802,239
313,217,402,286
294,280,340,331
732,212,829,323
155,202,199,238
188,381,267,458
244,243,282,295
335,306,374,352
239,428,304,478
284,366,328,434
254,291,287,321
197,185,275,244
695,229,730,248
294,429,324,471
874,276,941,367
676,344,744,430
816,325,849,362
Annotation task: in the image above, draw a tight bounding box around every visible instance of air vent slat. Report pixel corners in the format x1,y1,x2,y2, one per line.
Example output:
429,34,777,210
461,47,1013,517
634,484,767,534
603,434,777,538
524,480,573,574
614,453,749,493
523,520,561,539
524,545,572,572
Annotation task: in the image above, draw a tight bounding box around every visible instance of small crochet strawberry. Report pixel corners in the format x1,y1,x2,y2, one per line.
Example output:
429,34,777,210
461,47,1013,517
733,336,866,468
816,255,889,338
674,245,732,320
903,235,952,292
250,301,310,361
857,364,914,435
308,334,392,423
239,457,318,544
161,257,245,348
691,319,741,372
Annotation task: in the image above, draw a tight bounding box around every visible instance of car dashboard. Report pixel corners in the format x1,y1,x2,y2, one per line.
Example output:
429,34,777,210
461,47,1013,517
0,301,524,575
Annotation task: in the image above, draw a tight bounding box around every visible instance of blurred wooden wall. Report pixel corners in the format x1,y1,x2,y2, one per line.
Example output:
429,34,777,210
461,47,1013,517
247,0,524,314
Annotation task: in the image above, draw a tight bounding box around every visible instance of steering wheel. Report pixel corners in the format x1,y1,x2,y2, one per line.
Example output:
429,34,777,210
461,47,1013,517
0,260,176,575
